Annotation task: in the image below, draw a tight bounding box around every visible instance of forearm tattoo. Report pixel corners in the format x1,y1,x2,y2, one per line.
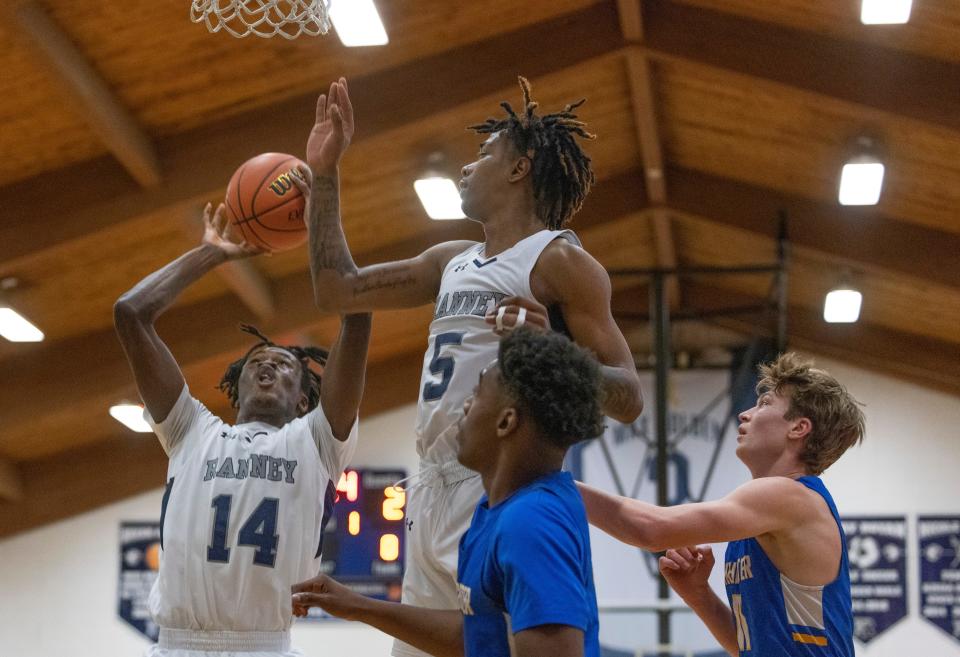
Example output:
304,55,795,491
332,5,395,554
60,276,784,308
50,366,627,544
352,269,418,297
309,174,358,276
599,364,643,422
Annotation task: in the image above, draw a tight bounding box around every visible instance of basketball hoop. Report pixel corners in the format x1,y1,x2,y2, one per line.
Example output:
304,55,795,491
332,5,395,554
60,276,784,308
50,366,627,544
190,0,332,39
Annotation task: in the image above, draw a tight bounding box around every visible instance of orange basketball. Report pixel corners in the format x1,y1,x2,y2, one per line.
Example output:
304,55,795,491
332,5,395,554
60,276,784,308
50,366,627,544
224,152,308,252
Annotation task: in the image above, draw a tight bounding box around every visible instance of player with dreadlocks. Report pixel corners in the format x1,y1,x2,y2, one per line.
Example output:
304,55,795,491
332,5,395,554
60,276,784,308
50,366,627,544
297,76,642,657
114,201,371,657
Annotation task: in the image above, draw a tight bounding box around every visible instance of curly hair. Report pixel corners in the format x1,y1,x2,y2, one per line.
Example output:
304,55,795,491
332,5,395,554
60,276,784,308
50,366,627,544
468,76,596,230
498,328,605,449
219,324,328,414
756,352,865,475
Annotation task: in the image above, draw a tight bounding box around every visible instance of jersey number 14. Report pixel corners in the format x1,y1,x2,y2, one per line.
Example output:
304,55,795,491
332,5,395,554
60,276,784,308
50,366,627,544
207,495,280,567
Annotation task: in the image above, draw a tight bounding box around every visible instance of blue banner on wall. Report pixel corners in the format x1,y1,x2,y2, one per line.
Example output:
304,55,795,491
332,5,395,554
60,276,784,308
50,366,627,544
842,516,908,644
118,522,161,641
918,516,960,643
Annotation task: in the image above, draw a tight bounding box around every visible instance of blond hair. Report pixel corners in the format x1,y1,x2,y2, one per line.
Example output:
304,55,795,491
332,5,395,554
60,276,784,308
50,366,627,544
757,353,865,475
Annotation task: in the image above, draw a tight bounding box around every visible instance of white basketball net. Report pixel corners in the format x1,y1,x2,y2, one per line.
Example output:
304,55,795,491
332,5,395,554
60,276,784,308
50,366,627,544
190,0,332,39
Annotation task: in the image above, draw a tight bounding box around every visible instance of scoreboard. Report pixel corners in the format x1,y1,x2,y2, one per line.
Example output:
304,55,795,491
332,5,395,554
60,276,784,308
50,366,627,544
312,468,407,611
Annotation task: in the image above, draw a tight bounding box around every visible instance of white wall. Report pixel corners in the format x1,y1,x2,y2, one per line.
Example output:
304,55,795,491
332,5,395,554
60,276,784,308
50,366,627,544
0,404,420,657
815,355,960,657
1,356,959,657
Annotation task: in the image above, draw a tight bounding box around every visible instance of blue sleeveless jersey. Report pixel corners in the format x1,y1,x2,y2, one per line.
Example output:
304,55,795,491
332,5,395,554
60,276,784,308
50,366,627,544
723,476,854,656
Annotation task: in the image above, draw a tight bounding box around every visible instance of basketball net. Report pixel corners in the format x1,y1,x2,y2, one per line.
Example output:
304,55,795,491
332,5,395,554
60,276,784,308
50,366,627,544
190,0,332,39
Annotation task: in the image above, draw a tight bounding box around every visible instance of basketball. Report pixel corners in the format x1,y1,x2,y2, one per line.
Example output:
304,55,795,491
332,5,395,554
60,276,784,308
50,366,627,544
224,152,308,252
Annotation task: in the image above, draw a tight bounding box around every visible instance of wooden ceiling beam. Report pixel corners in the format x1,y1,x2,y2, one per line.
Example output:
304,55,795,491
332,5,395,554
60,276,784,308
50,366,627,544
666,166,960,291
616,0,678,303
0,3,624,264
0,348,425,538
0,459,23,502
642,0,960,132
1,1,161,187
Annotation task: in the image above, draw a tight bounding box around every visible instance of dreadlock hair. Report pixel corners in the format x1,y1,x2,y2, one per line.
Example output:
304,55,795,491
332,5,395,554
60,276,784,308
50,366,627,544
468,76,596,230
218,324,329,415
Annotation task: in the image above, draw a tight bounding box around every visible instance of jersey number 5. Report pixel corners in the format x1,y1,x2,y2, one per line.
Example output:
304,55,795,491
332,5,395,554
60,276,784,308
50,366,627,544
207,495,280,567
422,332,464,401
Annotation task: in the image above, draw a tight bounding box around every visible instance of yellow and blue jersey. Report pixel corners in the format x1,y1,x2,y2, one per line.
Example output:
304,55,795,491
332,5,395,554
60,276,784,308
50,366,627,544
723,476,854,656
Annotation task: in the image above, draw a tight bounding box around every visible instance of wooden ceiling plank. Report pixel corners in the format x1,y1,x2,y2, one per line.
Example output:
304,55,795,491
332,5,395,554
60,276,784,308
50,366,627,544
1,1,161,187
616,0,644,42
0,349,424,539
0,458,23,502
681,282,960,398
642,0,960,132
616,0,678,303
667,166,960,292
0,3,623,264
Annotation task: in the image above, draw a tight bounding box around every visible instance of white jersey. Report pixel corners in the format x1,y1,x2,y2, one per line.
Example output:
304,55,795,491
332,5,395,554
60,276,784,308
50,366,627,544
145,385,357,632
415,229,577,463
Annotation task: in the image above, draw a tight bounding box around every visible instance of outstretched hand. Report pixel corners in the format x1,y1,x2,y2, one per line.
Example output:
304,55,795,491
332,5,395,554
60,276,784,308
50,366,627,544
201,202,267,260
306,77,355,176
292,573,368,621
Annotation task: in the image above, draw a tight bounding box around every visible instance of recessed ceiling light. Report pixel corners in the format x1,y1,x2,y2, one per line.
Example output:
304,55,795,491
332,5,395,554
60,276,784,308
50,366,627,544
414,177,466,220
861,0,912,25
110,403,153,433
0,307,44,342
823,287,863,323
330,0,388,46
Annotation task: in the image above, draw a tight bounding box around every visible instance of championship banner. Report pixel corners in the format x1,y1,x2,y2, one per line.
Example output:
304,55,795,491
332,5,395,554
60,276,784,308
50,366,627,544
118,521,161,641
842,516,908,644
918,516,960,643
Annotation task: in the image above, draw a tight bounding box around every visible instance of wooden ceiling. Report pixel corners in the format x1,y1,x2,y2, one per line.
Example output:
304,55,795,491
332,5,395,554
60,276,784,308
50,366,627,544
1,0,958,536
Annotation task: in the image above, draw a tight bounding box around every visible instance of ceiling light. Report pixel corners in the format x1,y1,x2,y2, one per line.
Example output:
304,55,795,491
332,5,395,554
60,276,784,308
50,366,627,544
414,177,466,220
839,138,885,206
861,0,912,25
0,307,44,342
330,0,388,46
110,403,153,433
823,287,862,324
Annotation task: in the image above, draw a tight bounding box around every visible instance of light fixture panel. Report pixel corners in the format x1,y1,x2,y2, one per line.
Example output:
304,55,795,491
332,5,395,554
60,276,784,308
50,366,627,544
414,177,466,220
861,0,912,25
330,0,389,46
839,161,885,206
0,307,44,342
823,288,863,323
110,404,154,433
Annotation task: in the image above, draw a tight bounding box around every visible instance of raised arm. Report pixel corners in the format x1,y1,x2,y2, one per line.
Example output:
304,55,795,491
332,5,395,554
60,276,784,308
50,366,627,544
521,241,642,422
576,477,810,552
302,77,473,313
292,574,464,657
113,204,263,422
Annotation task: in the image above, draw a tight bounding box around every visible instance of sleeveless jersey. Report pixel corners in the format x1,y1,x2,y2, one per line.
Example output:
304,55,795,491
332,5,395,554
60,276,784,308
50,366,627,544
145,385,357,632
723,476,854,656
415,229,578,462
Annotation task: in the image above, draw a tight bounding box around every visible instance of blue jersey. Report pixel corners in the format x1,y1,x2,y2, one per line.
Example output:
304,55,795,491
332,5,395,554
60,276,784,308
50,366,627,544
724,476,853,656
456,471,600,657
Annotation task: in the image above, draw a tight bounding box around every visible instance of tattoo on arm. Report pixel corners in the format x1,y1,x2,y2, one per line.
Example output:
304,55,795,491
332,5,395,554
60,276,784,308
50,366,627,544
599,364,642,422
352,268,418,297
309,174,358,277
